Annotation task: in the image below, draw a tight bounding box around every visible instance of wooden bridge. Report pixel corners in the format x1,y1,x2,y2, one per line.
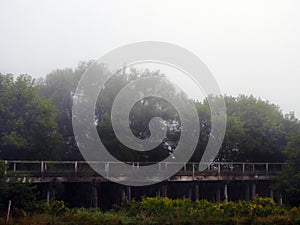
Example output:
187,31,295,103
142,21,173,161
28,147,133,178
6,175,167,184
2,161,287,208
3,160,286,183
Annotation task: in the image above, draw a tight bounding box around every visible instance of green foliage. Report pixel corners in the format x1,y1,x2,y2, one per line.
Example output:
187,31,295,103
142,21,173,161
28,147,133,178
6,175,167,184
272,123,300,206
5,197,300,225
37,63,300,165
38,62,93,160
215,95,289,162
0,74,61,160
0,161,7,209
0,160,42,213
49,200,69,217
124,196,287,221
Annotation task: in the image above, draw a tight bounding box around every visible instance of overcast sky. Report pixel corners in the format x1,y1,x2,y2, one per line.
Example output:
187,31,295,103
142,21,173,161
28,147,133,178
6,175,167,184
1,0,300,116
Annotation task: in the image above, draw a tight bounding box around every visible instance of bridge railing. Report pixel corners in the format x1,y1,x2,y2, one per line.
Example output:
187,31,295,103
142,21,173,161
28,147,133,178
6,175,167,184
3,160,288,180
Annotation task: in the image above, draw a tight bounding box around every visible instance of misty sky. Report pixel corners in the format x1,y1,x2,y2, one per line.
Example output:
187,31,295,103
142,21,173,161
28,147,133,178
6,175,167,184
1,0,300,116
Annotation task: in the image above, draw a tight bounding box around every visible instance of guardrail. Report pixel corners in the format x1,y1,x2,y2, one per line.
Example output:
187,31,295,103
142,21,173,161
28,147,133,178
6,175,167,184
2,161,287,180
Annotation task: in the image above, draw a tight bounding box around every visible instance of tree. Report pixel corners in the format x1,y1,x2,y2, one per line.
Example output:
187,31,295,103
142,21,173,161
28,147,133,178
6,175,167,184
96,68,186,162
37,62,295,164
273,128,300,206
217,95,288,162
0,74,61,160
38,61,94,160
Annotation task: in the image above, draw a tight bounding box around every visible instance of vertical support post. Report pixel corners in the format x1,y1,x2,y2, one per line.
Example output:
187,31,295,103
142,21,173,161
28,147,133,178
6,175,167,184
279,194,283,206
245,183,250,200
252,182,256,200
192,163,195,179
47,187,50,203
188,188,192,199
161,184,167,197
127,186,132,202
121,188,126,201
266,163,269,176
270,189,274,199
92,181,98,208
224,183,228,202
74,161,78,178
242,163,245,176
5,200,11,225
216,185,221,202
41,161,44,177
13,163,16,172
218,163,221,178
48,180,55,203
105,162,109,179
195,183,199,201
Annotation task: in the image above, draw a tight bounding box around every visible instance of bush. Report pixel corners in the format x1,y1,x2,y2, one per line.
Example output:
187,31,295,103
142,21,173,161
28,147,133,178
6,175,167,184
3,196,300,225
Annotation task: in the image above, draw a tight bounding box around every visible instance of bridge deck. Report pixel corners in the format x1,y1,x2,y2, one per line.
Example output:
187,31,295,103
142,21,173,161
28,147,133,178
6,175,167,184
3,161,287,183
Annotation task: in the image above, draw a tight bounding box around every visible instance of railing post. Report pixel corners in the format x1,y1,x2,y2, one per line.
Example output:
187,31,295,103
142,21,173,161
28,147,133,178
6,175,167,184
192,163,195,179
242,163,245,176
218,163,221,178
266,163,269,176
13,162,16,172
74,161,78,178
105,162,109,179
41,161,44,177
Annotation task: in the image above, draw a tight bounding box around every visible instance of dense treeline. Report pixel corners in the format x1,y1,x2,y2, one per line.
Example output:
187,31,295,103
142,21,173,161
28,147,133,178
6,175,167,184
1,62,300,205
1,62,299,162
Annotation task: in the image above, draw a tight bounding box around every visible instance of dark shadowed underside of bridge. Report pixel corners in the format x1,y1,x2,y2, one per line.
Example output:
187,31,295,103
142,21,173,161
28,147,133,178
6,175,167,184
3,161,286,209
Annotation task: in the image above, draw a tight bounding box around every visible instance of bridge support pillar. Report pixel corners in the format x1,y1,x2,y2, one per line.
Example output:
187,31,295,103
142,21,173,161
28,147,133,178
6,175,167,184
251,183,256,200
92,181,98,208
46,188,50,203
216,188,221,202
126,186,132,202
279,195,283,206
188,188,192,199
161,184,167,197
47,180,56,204
224,183,228,202
245,183,250,200
195,183,199,200
270,189,274,199
121,188,126,202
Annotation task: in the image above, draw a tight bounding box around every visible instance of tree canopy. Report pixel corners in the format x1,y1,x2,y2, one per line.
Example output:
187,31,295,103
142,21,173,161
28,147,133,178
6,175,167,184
0,74,61,160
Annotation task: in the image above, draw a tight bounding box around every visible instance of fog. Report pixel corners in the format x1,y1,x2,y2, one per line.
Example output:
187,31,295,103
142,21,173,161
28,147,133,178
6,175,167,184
1,0,300,116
